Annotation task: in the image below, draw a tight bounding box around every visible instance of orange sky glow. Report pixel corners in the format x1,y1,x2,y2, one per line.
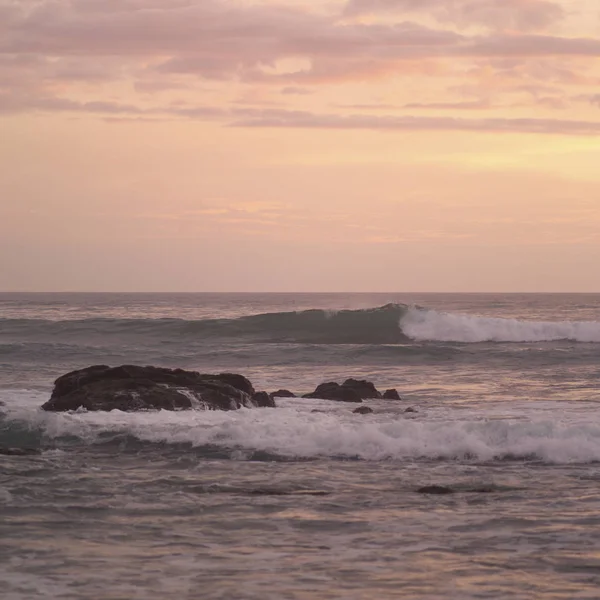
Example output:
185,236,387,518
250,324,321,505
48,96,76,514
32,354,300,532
1,0,600,291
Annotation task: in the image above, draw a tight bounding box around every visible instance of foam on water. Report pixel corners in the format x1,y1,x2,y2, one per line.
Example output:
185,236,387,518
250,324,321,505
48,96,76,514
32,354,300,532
3,391,600,464
402,307,600,343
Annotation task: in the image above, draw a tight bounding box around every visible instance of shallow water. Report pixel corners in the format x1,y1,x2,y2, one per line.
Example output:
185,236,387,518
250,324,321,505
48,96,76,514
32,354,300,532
2,293,600,599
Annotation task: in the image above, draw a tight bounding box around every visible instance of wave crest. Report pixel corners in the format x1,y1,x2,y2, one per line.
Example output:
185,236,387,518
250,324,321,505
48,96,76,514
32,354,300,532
3,394,600,464
401,307,600,343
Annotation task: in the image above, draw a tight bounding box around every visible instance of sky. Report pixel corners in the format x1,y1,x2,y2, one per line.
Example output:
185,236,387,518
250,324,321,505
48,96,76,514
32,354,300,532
1,0,600,292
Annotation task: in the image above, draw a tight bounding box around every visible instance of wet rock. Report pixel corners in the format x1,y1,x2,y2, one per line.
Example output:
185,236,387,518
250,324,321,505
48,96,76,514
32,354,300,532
353,406,374,415
204,373,255,396
466,486,496,494
270,389,296,399
404,407,417,413
41,365,266,412
342,378,382,399
252,391,276,408
0,446,41,456
303,382,362,403
383,388,401,400
417,485,454,495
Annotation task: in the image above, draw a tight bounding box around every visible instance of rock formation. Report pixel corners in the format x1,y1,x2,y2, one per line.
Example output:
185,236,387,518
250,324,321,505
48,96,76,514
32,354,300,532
41,365,275,412
303,382,362,403
270,389,296,399
342,379,382,399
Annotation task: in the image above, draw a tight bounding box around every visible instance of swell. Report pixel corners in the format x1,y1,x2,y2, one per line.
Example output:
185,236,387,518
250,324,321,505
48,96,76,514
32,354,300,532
0,303,409,345
2,303,600,346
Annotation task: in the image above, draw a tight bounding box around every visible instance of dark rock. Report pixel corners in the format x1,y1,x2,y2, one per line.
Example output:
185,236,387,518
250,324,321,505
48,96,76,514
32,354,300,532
353,406,374,414
270,389,296,399
466,486,495,494
303,382,362,403
383,388,401,400
252,391,276,408
41,365,262,412
342,378,382,399
204,373,255,396
417,485,454,495
404,407,417,413
0,446,41,456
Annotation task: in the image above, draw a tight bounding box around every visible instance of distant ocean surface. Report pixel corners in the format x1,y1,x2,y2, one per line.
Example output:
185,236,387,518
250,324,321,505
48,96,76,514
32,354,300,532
2,292,600,599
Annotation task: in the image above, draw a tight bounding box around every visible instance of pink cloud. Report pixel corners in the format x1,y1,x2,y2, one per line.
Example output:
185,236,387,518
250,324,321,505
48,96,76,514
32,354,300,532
229,109,600,135
343,0,565,32
1,0,599,126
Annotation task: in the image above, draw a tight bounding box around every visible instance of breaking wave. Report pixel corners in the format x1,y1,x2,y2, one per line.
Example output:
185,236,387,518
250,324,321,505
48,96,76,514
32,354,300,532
402,308,600,343
2,303,600,345
3,394,600,464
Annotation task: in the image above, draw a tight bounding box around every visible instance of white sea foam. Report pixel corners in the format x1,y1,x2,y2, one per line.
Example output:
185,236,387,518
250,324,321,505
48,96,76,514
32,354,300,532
402,307,600,343
3,392,600,464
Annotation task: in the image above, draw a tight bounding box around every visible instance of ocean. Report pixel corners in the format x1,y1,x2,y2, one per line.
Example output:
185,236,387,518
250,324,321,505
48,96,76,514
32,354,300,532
2,292,600,599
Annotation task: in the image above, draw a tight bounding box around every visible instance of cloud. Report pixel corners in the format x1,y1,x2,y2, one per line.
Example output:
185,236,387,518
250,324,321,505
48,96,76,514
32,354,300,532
1,0,598,125
343,0,566,32
404,99,490,109
575,93,600,107
0,91,145,115
280,87,313,95
2,89,599,135
2,0,595,87
463,34,600,58
229,109,600,135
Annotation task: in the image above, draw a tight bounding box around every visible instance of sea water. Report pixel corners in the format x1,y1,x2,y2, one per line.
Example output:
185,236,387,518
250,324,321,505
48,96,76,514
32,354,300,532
2,293,600,599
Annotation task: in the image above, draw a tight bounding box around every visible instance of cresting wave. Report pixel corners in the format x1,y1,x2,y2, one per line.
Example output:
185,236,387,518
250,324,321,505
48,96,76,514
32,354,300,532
2,303,600,345
0,304,409,344
402,308,600,343
3,395,600,464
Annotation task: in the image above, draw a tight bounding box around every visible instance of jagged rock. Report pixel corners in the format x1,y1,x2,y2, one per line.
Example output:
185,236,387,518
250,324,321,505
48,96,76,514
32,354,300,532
253,391,276,408
270,389,296,399
41,365,268,412
206,373,255,396
383,389,401,400
353,406,374,414
303,382,362,403
342,379,382,399
417,485,454,495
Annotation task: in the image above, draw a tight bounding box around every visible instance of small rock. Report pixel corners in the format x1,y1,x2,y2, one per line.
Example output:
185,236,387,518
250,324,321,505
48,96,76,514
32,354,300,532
466,486,496,494
417,485,454,495
303,382,362,403
404,407,417,413
270,389,296,399
252,391,276,408
383,389,401,400
353,406,374,415
342,379,382,399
